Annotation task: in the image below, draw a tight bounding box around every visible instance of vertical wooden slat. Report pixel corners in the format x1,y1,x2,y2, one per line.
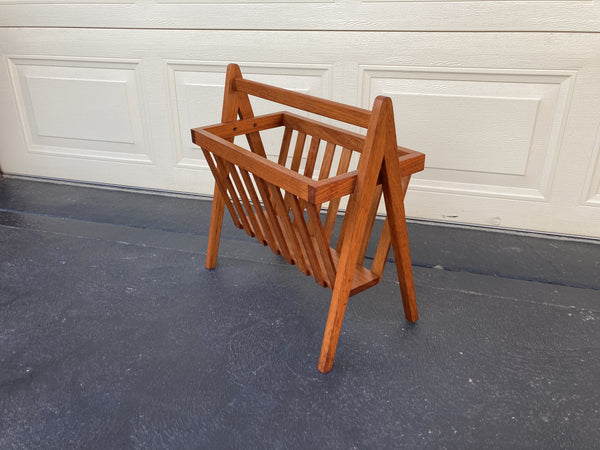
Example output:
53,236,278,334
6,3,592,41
280,131,308,224
303,136,321,178
290,132,307,173
315,141,338,214
201,149,241,229
288,195,324,285
277,127,294,166
225,160,264,244
325,147,353,245
213,155,254,237
318,142,337,181
306,204,337,288
299,136,321,218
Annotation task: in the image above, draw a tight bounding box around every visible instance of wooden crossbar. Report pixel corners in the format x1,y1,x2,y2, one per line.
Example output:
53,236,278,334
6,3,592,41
191,63,425,374
235,78,372,128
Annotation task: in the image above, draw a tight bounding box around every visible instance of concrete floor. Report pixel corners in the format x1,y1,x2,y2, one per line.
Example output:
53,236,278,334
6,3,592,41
1,177,599,449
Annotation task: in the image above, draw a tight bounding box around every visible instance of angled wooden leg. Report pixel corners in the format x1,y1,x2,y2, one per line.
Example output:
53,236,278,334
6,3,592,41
205,64,242,270
319,174,375,373
389,206,418,322
318,96,396,373
318,280,352,374
206,185,226,270
381,161,418,322
319,206,364,372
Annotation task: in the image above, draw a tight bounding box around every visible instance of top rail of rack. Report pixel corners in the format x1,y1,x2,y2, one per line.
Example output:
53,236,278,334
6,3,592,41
233,77,372,128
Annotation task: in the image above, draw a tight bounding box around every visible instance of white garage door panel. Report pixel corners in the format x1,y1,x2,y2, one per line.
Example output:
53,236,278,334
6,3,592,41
7,57,152,164
1,29,599,237
391,93,539,176
361,67,576,202
167,62,331,173
28,77,133,144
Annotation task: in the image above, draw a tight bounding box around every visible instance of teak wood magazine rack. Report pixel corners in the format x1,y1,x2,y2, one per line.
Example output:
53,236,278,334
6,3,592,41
191,64,425,373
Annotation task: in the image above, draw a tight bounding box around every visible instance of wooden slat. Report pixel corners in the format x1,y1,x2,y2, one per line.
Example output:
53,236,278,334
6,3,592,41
371,218,391,277
225,161,265,244
288,196,324,286
306,204,337,288
283,113,365,153
325,147,353,244
304,136,321,178
323,146,353,242
239,169,279,253
290,131,306,173
253,176,293,263
213,155,254,237
299,136,322,221
280,130,308,233
318,142,337,181
357,184,383,265
277,126,294,166
268,184,309,274
235,78,372,128
201,149,241,229
371,173,412,275
315,142,338,212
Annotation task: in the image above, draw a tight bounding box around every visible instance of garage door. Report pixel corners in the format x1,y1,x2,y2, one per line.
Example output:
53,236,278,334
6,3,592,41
1,2,599,238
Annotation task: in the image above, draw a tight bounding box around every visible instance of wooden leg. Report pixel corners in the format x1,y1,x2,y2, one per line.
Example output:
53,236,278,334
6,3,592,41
318,282,352,374
318,188,372,373
388,211,418,322
206,186,226,270
381,166,418,322
319,96,398,373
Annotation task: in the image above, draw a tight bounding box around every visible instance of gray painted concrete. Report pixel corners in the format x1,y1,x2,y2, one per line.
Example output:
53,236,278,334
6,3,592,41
1,177,599,449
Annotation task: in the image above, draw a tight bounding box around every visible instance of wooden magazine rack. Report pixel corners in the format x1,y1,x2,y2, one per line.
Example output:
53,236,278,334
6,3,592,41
191,64,425,373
